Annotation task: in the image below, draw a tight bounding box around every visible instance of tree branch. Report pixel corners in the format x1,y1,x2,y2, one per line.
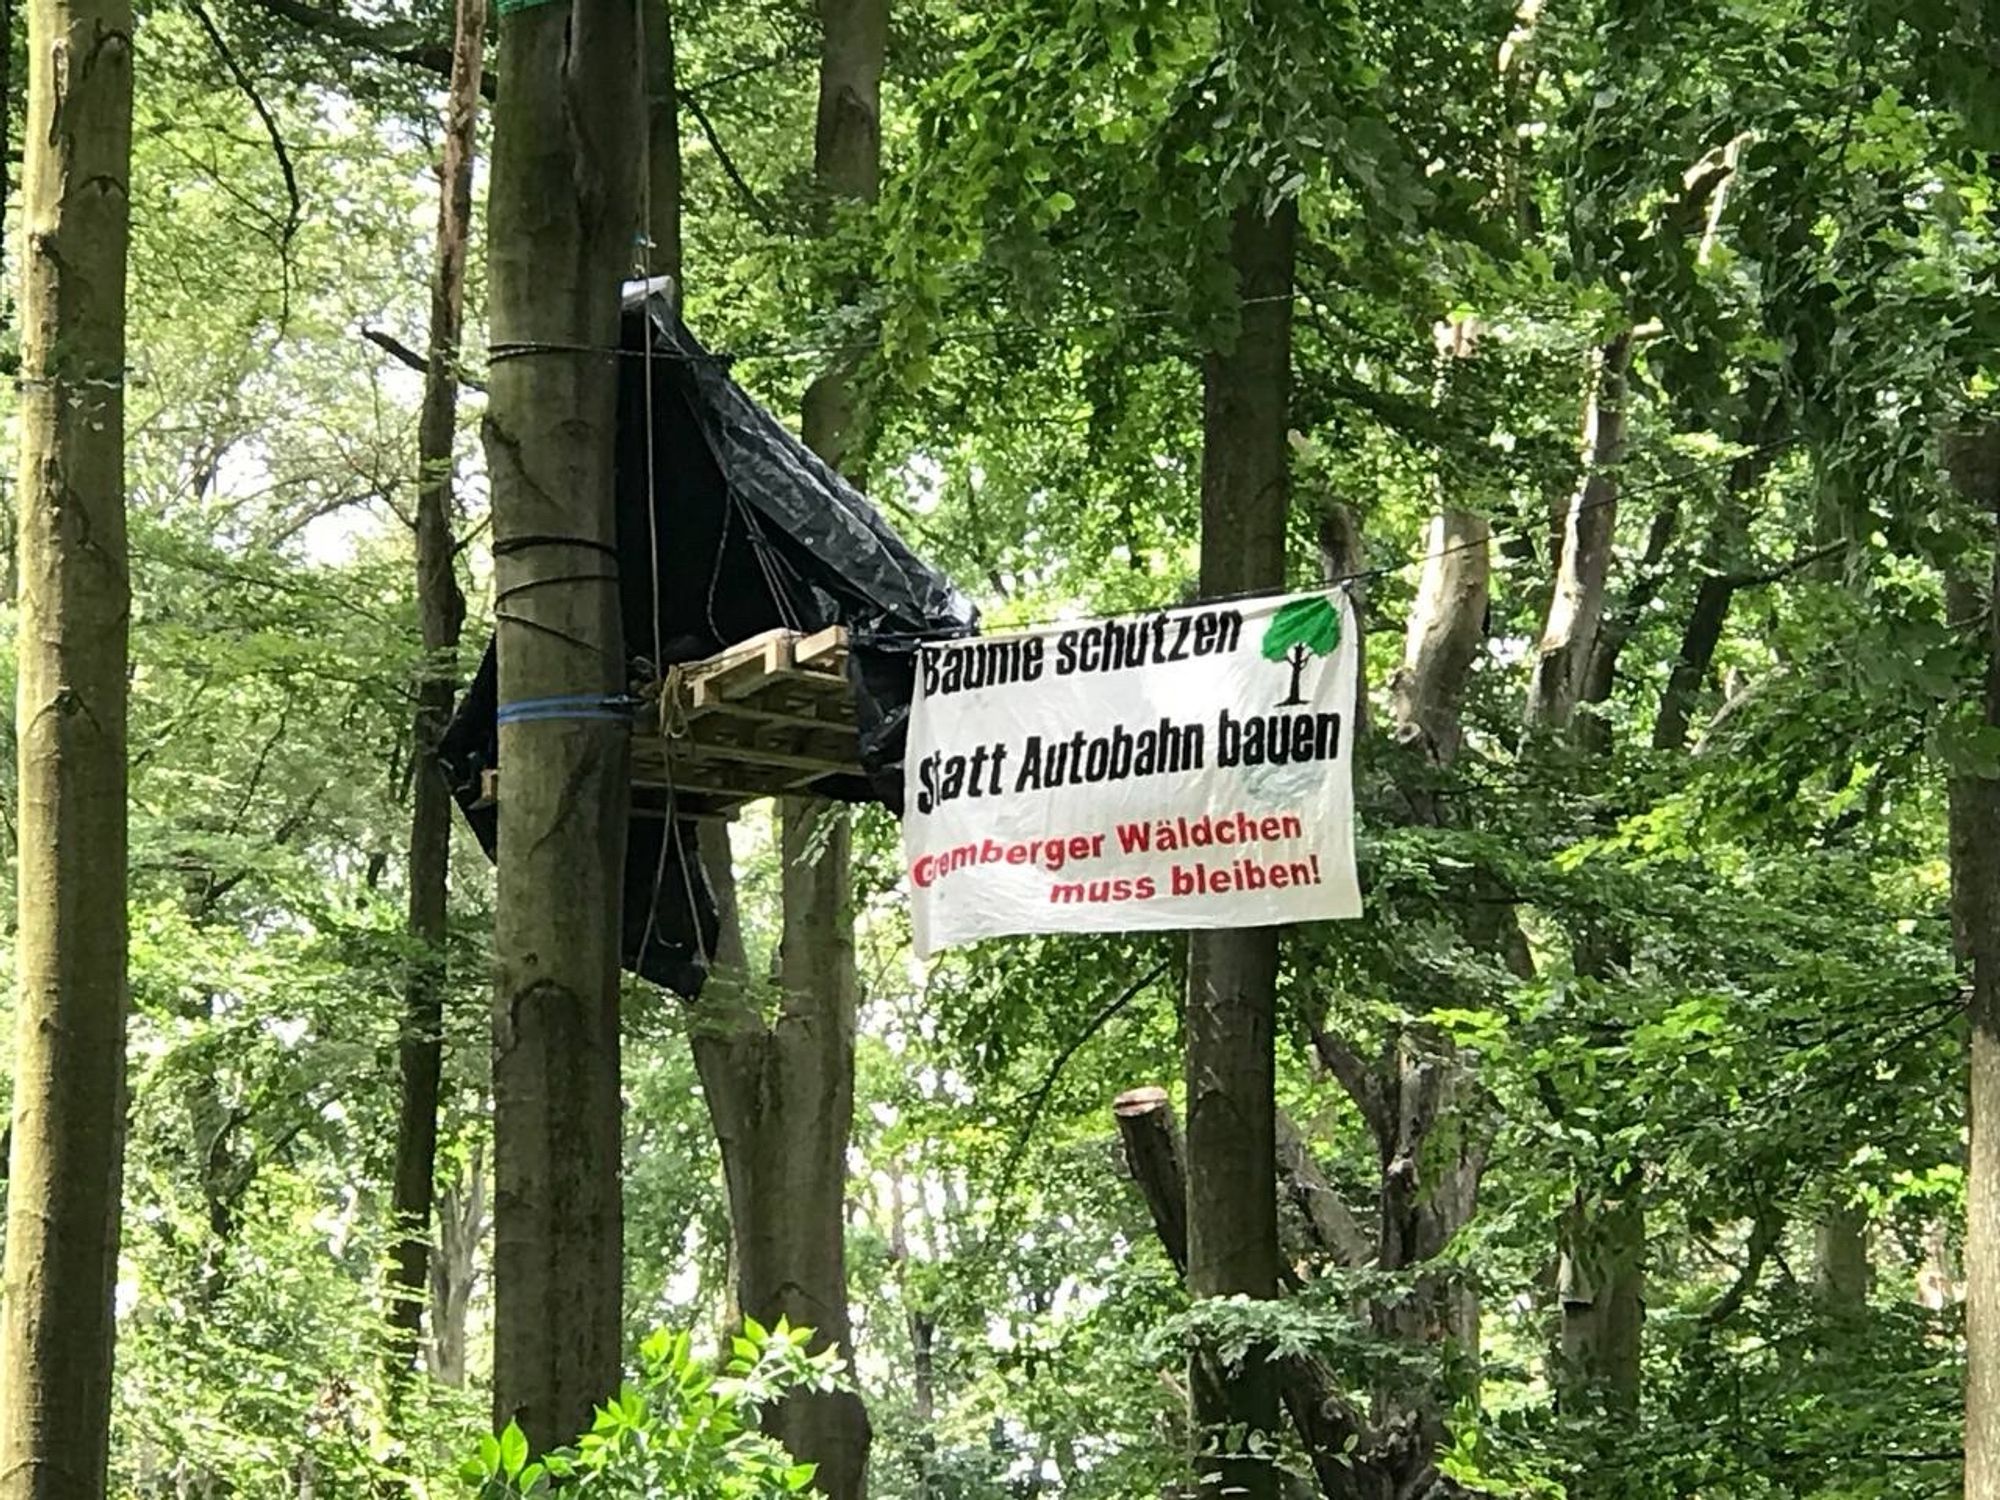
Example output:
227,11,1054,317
1310,1028,1389,1143
361,326,486,391
992,958,1171,1207
233,0,495,98
681,90,773,228
188,0,302,317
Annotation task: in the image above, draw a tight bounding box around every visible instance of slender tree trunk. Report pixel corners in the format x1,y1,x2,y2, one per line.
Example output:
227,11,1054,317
1651,400,1780,750
0,0,17,601
1949,424,2000,1500
1534,340,1648,1445
1526,334,1631,733
1555,1177,1644,1416
886,1168,938,1497
764,803,868,1493
429,1147,487,1387
1185,195,1295,1500
800,0,885,478
0,0,134,1482
642,0,680,287
385,0,481,1391
483,0,641,1449
687,4,888,1490
1813,1200,1870,1311
692,812,871,1499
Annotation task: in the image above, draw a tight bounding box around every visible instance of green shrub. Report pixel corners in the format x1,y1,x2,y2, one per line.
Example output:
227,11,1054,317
464,1319,843,1498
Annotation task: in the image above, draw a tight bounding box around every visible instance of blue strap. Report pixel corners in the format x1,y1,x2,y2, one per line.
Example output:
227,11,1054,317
496,693,638,727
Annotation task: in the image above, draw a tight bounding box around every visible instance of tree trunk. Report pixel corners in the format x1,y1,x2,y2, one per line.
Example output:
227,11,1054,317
1526,334,1631,733
1948,423,2000,1500
1116,1088,1369,1500
886,1167,938,1496
692,810,871,1500
1186,195,1295,1500
0,0,133,1482
642,0,680,287
1813,1200,1870,1311
429,1147,487,1387
1555,1176,1644,1417
800,0,886,478
692,5,888,1489
1389,511,1490,777
385,0,480,1392
483,0,641,1450
1377,506,1494,1399
1651,403,1780,750
0,0,16,601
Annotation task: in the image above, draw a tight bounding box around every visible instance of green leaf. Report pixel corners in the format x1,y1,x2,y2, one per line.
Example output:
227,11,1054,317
498,1421,530,1479
1259,595,1341,661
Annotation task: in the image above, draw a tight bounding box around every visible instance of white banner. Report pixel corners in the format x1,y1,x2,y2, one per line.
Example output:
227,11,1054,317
902,589,1362,958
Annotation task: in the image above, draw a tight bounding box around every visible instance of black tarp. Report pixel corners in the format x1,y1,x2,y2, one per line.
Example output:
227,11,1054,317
439,284,976,998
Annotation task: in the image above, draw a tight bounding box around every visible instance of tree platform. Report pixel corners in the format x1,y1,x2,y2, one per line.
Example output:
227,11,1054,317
633,626,864,816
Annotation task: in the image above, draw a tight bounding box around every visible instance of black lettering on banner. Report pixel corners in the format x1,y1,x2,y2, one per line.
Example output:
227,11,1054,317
1216,708,1342,768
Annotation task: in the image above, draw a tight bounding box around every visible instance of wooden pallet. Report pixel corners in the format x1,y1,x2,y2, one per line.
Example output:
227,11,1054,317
631,626,863,815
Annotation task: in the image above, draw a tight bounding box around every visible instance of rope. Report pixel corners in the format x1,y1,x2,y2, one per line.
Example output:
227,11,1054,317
852,435,1808,647
492,533,621,560
629,17,712,981
495,692,639,726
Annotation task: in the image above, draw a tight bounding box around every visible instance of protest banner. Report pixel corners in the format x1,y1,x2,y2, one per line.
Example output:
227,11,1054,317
902,588,1362,957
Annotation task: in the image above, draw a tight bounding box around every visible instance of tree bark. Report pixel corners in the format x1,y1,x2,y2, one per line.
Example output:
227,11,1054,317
0,0,15,602
385,0,481,1392
1186,195,1296,1500
1948,423,2000,1500
1389,511,1490,774
1115,1089,1371,1500
1306,505,1496,1488
1526,334,1631,734
1813,1200,1870,1311
1555,1176,1644,1417
642,0,681,287
429,1147,487,1387
692,811,871,1500
1651,397,1781,750
0,0,133,1482
691,5,888,1490
483,0,641,1451
799,0,886,478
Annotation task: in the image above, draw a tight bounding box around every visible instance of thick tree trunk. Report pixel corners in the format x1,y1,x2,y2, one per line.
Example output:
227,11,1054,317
385,0,481,1390
0,0,133,1483
1526,334,1631,733
483,0,641,1450
1389,511,1490,783
1949,424,2000,1500
1186,195,1296,1500
642,0,680,286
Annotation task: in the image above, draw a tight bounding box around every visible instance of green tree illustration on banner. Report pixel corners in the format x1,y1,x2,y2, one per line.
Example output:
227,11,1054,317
1261,594,1342,707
